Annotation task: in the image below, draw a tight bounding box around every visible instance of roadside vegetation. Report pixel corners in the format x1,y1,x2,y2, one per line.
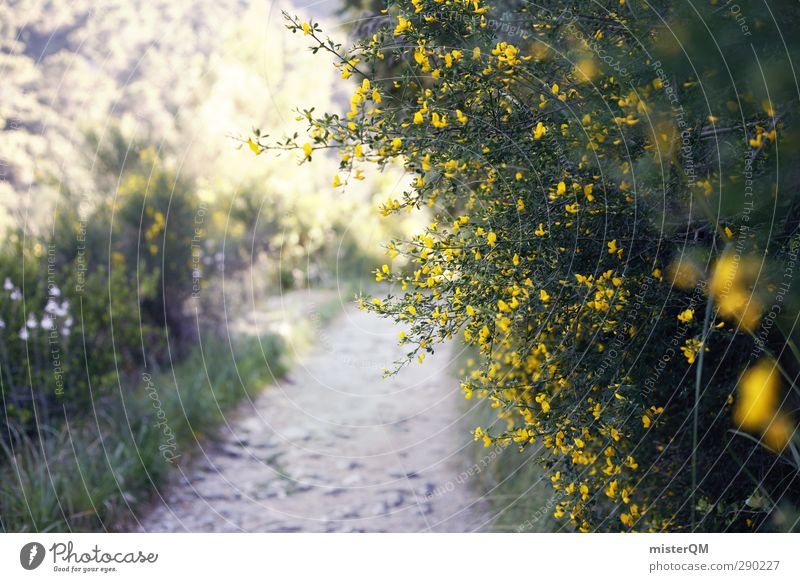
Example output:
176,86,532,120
1,0,411,531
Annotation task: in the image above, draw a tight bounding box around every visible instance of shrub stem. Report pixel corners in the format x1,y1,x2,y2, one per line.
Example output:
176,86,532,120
691,291,714,530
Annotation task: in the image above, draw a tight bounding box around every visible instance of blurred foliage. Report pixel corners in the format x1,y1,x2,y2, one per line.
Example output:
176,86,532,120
1,0,416,531
276,0,800,531
0,330,289,532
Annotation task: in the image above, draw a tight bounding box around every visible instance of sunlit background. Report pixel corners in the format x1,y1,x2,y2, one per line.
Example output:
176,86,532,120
0,0,457,532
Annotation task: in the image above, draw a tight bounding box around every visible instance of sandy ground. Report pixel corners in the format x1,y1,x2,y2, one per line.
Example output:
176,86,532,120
139,302,487,532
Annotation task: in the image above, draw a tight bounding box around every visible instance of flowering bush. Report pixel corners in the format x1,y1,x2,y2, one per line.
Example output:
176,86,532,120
262,0,800,531
0,242,74,426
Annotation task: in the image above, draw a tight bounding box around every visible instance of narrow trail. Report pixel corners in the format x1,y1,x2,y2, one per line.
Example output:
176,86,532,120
140,302,487,532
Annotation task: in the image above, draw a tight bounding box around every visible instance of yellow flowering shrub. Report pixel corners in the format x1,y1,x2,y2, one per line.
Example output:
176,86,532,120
264,0,800,531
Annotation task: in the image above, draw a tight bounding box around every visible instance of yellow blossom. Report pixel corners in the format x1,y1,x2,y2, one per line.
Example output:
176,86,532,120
762,414,795,451
733,358,780,432
247,137,261,155
394,16,412,36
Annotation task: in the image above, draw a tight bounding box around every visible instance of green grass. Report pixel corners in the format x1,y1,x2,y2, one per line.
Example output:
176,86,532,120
0,293,345,532
453,346,560,533
466,400,561,532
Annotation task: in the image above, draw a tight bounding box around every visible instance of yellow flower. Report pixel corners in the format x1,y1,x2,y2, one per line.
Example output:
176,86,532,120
535,393,550,412
301,22,311,35
677,308,694,323
733,358,780,431
680,338,702,364
708,253,739,297
642,414,651,428
533,121,547,139
431,112,447,128
539,289,550,302
574,58,598,82
708,253,762,330
487,232,497,247
667,259,702,290
717,289,762,331
303,143,313,158
407,305,417,316
394,16,412,36
762,414,795,451
473,426,491,447
247,137,261,155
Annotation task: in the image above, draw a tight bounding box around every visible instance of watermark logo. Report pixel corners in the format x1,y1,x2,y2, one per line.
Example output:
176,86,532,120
20,542,46,570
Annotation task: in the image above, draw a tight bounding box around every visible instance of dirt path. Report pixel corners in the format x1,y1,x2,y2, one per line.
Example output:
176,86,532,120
140,302,487,532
